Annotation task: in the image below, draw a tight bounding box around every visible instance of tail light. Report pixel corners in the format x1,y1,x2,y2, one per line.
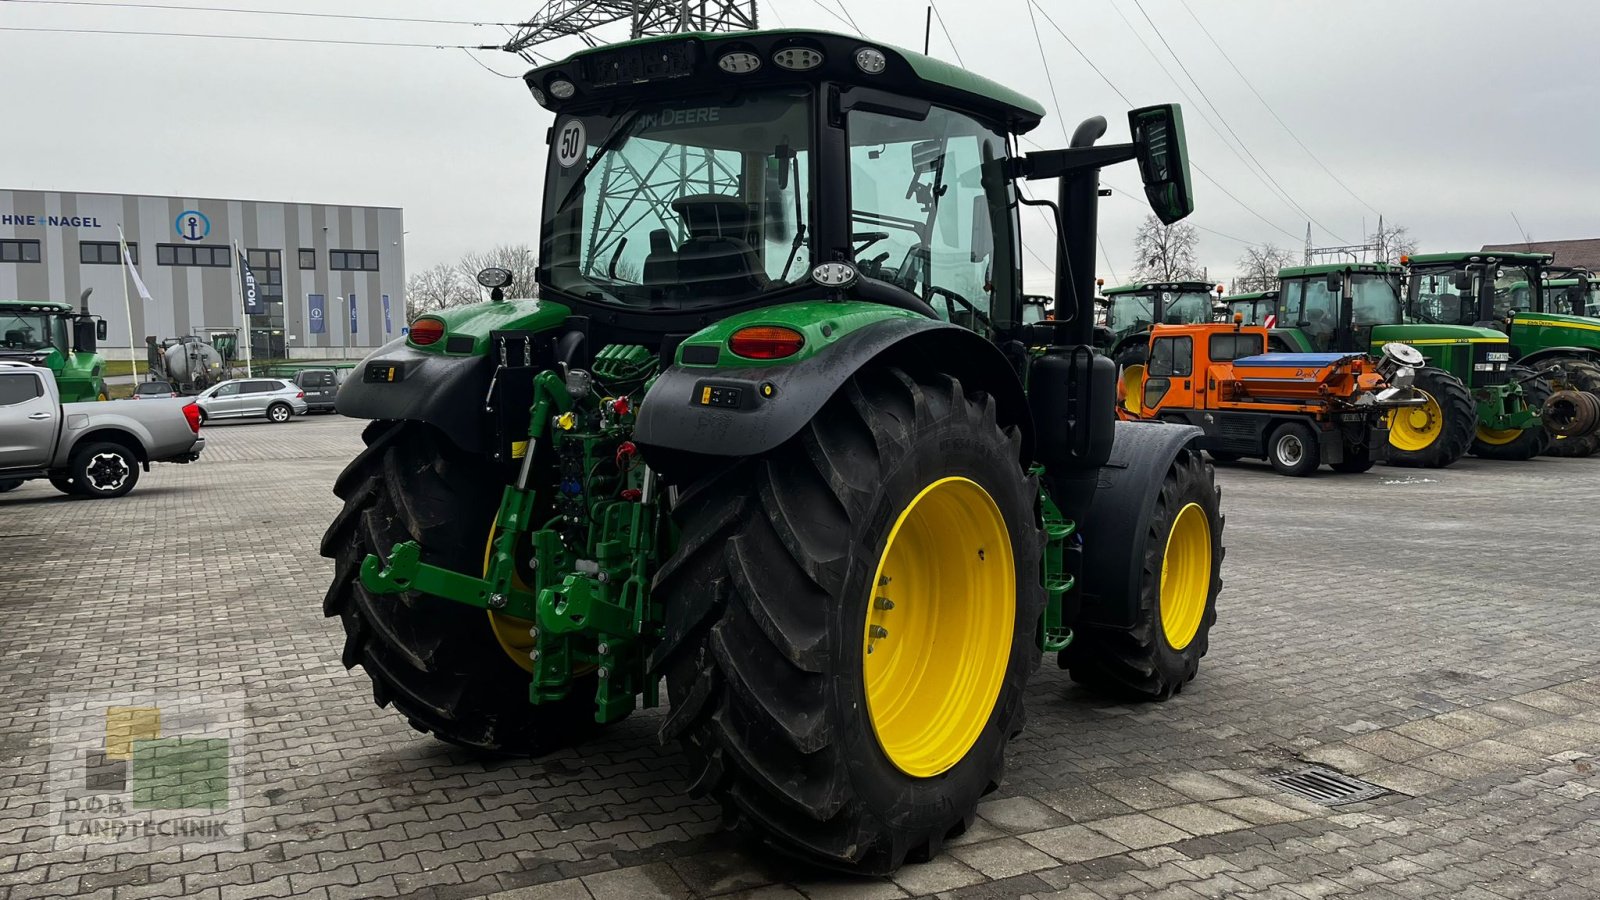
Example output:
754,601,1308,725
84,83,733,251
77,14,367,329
729,325,805,360
296,390,305,399
409,317,446,346
182,402,202,434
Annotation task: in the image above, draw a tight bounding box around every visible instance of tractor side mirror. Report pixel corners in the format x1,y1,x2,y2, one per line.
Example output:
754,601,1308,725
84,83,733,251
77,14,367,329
911,140,944,173
1128,104,1194,225
1325,272,1343,294
97,320,108,340
1454,271,1474,292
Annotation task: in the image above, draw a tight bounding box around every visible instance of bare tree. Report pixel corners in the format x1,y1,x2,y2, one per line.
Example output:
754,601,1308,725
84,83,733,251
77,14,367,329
406,263,477,319
1371,222,1418,264
457,243,539,298
1131,215,1203,282
1233,242,1298,292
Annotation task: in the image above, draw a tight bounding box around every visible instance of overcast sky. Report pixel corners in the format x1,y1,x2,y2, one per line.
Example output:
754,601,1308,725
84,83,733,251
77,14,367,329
3,0,1597,293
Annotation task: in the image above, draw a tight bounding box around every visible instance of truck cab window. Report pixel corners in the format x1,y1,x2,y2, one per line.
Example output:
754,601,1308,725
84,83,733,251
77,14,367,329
1149,336,1192,377
0,372,43,405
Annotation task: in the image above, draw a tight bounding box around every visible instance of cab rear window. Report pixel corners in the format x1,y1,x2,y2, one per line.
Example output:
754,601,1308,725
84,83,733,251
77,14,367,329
1209,333,1263,362
0,372,43,405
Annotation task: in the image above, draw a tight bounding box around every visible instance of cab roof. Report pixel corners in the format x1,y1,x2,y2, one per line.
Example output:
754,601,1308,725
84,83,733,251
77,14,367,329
0,300,72,313
1226,291,1275,301
1101,280,1217,296
1277,262,1402,278
525,28,1046,134
1406,251,1554,266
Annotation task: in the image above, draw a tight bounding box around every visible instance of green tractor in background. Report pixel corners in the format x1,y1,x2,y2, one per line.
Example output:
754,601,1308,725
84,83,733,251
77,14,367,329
322,29,1226,874
0,292,109,402
1221,289,1275,325
1099,280,1219,367
1268,261,1573,466
1445,258,1600,457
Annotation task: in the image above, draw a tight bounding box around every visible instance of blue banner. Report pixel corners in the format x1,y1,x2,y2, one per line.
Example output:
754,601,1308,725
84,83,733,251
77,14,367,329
349,294,358,334
238,250,264,315
308,294,326,334
382,294,392,334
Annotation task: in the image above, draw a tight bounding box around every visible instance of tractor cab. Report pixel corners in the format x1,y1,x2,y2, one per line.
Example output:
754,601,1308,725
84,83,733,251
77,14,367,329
1402,251,1554,329
1270,262,1404,355
1221,290,1274,325
1099,280,1215,363
1021,294,1053,324
1543,275,1598,318
0,296,108,402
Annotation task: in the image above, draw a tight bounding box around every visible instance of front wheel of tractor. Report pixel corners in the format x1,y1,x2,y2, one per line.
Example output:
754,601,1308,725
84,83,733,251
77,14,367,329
319,422,598,755
1062,448,1224,700
655,366,1043,874
1384,367,1474,468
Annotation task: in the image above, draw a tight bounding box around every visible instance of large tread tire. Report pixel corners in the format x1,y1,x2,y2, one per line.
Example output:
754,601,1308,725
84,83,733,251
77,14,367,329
1385,367,1474,469
1471,366,1552,461
319,422,596,754
1062,450,1224,701
654,367,1044,875
1330,445,1376,474
1539,358,1600,458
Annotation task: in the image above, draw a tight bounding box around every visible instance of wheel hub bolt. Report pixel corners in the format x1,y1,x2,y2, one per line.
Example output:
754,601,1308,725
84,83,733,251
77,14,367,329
874,596,895,610
869,625,889,640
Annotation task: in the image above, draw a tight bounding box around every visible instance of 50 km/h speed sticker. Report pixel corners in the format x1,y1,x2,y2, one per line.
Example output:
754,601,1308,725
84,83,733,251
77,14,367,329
555,120,586,168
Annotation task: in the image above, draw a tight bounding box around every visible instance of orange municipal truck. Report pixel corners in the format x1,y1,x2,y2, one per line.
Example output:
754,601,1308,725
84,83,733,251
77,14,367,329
1120,321,1427,475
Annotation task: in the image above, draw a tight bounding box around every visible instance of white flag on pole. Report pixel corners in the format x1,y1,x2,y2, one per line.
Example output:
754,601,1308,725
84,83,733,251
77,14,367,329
118,226,153,305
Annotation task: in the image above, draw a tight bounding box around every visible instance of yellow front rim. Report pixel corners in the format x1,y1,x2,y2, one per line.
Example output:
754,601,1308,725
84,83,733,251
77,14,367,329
1387,390,1444,452
483,523,537,673
863,476,1015,778
1122,364,1146,414
1475,424,1524,445
1159,503,1212,651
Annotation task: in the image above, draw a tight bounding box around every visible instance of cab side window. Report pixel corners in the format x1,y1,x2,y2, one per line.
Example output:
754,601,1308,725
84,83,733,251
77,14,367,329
1149,336,1192,377
1209,333,1264,361
0,371,44,406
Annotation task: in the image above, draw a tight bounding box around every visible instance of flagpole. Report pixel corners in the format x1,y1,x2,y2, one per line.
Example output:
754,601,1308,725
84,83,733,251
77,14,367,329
233,240,252,377
116,225,139,394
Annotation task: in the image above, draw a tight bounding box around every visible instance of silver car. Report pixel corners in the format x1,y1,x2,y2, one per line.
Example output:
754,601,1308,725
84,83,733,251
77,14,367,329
195,377,308,424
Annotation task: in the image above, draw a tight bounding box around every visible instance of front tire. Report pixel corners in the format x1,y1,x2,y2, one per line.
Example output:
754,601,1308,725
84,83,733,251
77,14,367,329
0,479,22,493
654,367,1043,874
1267,422,1320,476
1385,367,1473,468
319,422,596,754
1063,449,1224,700
1471,367,1552,460
72,442,140,498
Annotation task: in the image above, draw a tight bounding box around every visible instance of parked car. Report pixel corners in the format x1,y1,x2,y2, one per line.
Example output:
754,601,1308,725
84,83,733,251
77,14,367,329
194,378,308,423
292,368,338,413
131,380,179,399
0,361,204,498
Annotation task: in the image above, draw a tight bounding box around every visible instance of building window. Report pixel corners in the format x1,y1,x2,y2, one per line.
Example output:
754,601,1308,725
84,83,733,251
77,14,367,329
330,249,379,271
247,249,284,302
81,241,135,265
298,248,316,270
156,244,231,267
0,239,42,263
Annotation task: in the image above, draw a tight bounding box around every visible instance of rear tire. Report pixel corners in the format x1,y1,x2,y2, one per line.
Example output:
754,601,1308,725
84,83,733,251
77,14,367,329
1063,449,1224,700
1267,422,1319,476
72,442,140,498
319,422,597,754
1385,367,1473,468
0,479,22,493
1471,367,1552,460
655,367,1043,874
1207,450,1242,463
48,472,79,496
1539,358,1600,458
267,402,293,424
1330,445,1376,474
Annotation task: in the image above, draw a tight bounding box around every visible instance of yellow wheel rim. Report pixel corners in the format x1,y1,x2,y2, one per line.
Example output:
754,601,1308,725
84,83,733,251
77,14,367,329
1122,364,1146,414
1387,390,1444,452
1159,503,1212,652
483,523,537,673
863,476,1014,778
1475,424,1523,445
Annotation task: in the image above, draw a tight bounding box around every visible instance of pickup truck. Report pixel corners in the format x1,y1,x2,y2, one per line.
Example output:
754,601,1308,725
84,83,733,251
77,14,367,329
0,361,205,498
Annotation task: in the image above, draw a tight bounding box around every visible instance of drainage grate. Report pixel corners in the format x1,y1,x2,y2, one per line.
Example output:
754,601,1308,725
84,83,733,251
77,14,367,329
1263,766,1390,806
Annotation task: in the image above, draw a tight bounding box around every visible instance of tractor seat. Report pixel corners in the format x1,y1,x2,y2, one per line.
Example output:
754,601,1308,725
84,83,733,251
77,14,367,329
3,330,24,347
671,194,767,296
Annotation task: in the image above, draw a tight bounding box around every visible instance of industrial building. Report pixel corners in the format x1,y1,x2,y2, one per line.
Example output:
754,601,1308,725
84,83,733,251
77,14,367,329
0,189,405,359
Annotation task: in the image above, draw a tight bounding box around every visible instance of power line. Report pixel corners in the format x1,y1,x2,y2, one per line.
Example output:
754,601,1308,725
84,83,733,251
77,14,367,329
461,48,523,79
0,24,500,49
798,0,857,33
0,0,519,27
1178,0,1382,218
1130,0,1350,244
1026,0,1132,105
828,0,863,34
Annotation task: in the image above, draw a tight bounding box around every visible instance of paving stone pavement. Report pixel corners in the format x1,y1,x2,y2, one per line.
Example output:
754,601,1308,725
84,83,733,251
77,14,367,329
2,415,1599,900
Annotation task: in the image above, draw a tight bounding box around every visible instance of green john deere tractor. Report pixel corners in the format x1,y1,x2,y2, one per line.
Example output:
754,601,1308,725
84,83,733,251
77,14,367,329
1099,280,1219,367
1221,290,1274,325
0,293,109,402
1268,260,1565,466
321,29,1225,874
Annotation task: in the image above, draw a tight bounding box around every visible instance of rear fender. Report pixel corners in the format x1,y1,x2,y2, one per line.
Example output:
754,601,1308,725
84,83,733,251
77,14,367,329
1044,420,1203,629
634,317,1031,480
1518,347,1600,370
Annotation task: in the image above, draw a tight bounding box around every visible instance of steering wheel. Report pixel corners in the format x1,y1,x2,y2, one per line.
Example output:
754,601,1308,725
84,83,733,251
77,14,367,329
928,286,994,332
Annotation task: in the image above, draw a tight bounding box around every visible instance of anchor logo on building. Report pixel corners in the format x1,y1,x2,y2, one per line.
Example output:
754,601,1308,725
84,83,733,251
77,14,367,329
175,210,212,242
